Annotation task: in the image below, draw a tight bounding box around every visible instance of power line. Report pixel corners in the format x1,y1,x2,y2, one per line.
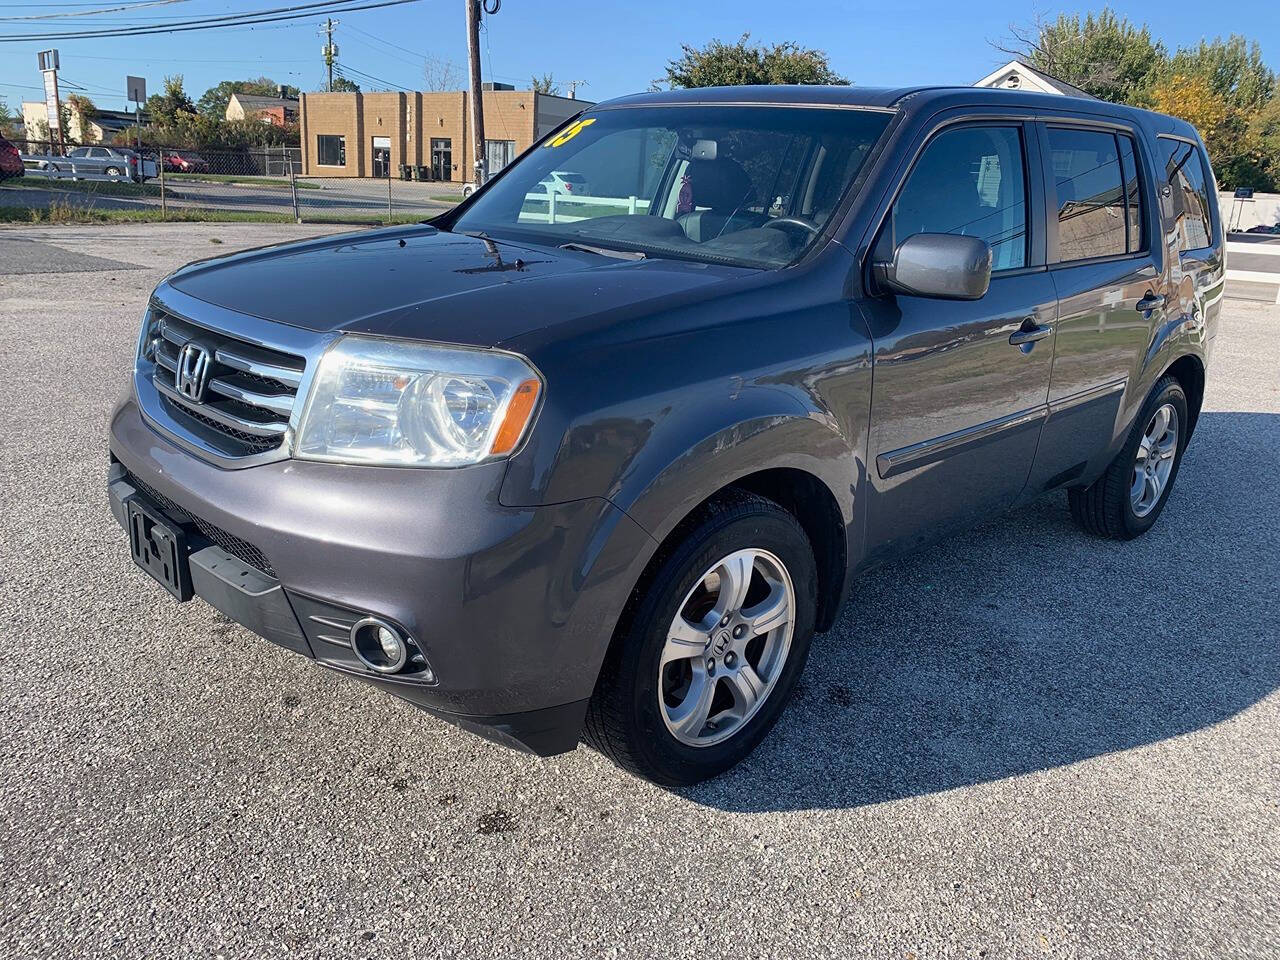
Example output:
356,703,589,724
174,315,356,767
0,0,421,42
334,60,411,91
0,0,189,22
71,53,312,63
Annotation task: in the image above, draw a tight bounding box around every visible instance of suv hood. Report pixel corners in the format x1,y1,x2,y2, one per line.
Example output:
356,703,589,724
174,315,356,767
163,225,748,347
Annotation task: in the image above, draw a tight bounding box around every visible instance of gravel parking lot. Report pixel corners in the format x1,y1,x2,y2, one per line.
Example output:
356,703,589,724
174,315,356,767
1,223,1276,959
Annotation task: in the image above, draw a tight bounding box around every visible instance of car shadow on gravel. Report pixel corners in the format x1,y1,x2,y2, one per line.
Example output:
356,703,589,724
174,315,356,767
685,412,1280,812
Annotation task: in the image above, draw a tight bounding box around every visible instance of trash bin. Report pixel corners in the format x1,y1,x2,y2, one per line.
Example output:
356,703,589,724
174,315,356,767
416,165,430,182
400,164,412,181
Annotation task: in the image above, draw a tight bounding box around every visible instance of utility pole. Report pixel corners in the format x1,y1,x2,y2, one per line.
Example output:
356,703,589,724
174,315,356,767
466,0,485,186
322,18,338,93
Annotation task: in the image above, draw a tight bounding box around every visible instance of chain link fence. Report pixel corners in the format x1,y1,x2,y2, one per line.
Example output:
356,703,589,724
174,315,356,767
5,139,462,224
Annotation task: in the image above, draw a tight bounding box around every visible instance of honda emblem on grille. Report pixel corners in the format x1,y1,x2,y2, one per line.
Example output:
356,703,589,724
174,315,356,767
175,342,211,402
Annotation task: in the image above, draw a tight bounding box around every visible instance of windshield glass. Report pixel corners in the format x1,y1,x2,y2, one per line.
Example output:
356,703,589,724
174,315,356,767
453,105,892,269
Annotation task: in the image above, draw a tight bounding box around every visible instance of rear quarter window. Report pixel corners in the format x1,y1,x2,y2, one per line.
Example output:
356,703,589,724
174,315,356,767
1158,137,1214,251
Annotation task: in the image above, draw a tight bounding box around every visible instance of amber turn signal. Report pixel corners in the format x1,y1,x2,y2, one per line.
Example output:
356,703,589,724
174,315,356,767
490,378,541,455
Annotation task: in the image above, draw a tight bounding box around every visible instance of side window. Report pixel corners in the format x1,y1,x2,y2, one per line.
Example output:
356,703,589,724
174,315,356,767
1047,128,1126,262
1118,135,1144,253
1158,138,1213,251
891,125,1028,271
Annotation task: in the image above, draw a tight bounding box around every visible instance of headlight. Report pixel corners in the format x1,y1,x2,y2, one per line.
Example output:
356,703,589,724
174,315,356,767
295,336,541,467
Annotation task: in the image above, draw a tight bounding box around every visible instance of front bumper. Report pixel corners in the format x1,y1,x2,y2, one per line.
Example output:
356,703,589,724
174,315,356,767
108,395,655,755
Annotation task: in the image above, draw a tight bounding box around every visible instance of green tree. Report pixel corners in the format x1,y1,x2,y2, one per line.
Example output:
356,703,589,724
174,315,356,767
531,73,560,95
0,97,17,139
1168,36,1274,112
998,9,1166,104
146,75,197,126
664,34,848,88
327,75,361,93
1156,36,1277,189
197,77,299,118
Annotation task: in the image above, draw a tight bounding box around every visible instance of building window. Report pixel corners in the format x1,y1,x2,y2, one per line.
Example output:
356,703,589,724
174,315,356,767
316,134,346,167
485,139,516,175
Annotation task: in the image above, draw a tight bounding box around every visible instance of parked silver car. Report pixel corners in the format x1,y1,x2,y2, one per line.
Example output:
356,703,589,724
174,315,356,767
22,145,156,182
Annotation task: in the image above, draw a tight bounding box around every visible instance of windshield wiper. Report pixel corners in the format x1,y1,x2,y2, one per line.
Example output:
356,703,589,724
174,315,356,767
558,241,646,261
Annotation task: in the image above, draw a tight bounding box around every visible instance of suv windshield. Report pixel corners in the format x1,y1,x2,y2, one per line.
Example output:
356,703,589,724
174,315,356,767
453,105,892,269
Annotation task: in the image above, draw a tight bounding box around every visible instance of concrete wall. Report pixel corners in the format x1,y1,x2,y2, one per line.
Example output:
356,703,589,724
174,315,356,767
1221,192,1280,233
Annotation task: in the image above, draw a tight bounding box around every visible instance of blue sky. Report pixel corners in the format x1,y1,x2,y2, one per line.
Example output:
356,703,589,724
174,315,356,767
2,0,1277,114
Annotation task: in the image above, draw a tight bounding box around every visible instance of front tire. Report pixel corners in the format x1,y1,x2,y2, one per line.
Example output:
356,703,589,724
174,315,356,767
585,492,816,786
1069,375,1189,539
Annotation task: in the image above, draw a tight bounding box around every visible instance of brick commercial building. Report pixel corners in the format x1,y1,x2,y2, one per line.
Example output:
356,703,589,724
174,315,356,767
298,85,590,180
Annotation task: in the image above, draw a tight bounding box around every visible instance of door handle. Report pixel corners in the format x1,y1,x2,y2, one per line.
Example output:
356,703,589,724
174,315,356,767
1009,318,1052,347
1135,292,1166,312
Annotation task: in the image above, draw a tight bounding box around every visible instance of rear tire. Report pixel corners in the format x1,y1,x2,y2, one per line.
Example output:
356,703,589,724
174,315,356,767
584,491,817,786
1068,375,1189,540
104,166,123,177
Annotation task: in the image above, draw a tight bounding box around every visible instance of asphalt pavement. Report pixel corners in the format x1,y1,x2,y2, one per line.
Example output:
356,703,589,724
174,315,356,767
0,222,1276,959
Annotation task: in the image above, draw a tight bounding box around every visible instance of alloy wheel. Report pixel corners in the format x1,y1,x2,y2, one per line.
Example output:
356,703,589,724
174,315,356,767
1131,402,1179,518
658,548,795,747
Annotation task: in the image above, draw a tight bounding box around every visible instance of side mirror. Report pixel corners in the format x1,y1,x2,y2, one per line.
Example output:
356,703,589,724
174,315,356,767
873,233,992,301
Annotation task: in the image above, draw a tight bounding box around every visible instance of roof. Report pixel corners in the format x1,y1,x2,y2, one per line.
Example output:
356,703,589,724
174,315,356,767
91,108,142,134
598,85,916,110
589,84,1200,141
230,93,299,110
974,60,1096,99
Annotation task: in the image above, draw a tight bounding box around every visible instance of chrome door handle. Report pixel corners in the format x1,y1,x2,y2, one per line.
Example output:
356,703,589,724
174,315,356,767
1135,293,1166,312
1009,319,1052,346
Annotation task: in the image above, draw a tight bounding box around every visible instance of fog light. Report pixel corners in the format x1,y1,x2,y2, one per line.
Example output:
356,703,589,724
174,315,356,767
376,626,401,659
350,616,409,674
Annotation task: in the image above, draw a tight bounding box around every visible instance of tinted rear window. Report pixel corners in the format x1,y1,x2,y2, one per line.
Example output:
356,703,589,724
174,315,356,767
1158,138,1214,251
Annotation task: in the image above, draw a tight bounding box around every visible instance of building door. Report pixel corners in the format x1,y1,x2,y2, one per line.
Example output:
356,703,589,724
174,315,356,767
371,136,391,178
431,138,452,181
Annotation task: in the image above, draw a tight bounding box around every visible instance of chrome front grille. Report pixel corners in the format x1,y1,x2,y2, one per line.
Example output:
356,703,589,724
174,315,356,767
140,308,306,459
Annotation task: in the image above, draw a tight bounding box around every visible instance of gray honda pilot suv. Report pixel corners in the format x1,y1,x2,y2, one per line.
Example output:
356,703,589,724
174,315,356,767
109,85,1222,785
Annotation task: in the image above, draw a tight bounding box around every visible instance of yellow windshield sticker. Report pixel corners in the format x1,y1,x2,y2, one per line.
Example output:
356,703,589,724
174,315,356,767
546,117,595,148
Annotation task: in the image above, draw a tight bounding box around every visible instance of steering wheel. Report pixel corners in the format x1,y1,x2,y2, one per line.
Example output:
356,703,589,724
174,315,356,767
764,216,820,238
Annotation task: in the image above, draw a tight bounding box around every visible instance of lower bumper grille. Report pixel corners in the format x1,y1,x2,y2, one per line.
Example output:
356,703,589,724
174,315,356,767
125,471,276,578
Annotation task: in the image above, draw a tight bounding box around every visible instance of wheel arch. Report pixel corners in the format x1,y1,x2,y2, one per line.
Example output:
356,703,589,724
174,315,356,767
1163,352,1206,436
619,461,852,638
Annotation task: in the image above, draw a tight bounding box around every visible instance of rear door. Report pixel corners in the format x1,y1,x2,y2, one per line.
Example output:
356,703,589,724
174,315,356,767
859,115,1057,560
1029,120,1163,491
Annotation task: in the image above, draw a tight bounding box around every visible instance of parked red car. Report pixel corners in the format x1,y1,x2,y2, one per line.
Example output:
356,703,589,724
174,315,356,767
162,151,210,174
0,136,24,182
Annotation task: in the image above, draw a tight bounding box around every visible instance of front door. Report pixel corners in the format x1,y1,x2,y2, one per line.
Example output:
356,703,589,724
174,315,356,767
431,138,452,181
859,121,1057,561
371,136,391,178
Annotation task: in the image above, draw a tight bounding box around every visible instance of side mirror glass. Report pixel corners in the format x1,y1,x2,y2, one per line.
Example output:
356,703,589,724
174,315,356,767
873,233,993,301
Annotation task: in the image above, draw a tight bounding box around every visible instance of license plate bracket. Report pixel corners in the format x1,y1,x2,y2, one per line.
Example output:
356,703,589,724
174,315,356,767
127,497,193,601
